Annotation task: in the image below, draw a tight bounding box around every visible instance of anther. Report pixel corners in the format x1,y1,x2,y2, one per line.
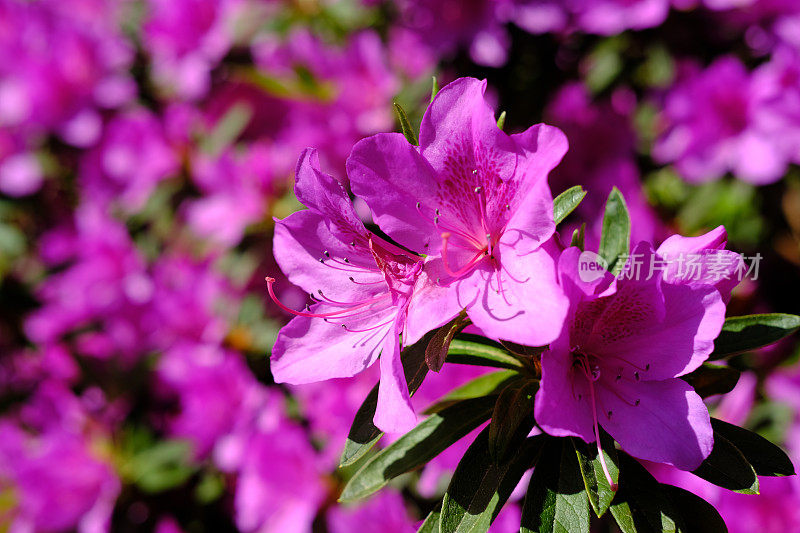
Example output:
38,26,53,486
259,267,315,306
323,251,330,258
348,276,355,282
645,364,650,371
634,371,640,381
635,399,641,406
607,410,613,419
416,202,421,208
435,208,440,216
474,186,482,193
472,169,478,175
343,258,350,263
350,241,355,246
318,258,325,263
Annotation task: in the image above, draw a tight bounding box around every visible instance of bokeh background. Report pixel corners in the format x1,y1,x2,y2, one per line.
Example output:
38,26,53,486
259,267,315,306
1,0,800,531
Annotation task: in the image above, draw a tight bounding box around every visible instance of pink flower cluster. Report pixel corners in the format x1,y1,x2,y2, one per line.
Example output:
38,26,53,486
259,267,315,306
269,77,742,476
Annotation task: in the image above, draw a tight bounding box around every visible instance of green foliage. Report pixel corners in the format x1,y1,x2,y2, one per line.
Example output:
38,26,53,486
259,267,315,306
681,364,740,398
340,395,496,502
572,431,619,517
520,439,591,533
441,430,543,533
394,101,419,145
339,330,432,467
553,186,587,225
598,187,631,275
711,314,800,360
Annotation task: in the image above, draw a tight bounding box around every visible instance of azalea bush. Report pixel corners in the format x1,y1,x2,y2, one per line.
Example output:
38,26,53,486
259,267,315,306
3,0,800,532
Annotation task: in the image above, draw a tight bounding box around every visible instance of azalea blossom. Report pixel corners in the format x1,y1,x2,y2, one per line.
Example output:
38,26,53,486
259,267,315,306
268,149,449,432
536,229,742,481
347,77,569,347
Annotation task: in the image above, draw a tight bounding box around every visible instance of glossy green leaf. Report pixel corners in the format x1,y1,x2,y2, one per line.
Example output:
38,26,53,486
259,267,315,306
441,430,544,533
570,224,586,251
339,395,496,502
711,418,795,477
681,364,740,398
521,439,591,533
426,311,470,372
598,187,631,275
661,484,728,533
394,101,418,146
417,505,441,533
487,379,538,462
447,336,527,371
424,370,522,415
553,186,587,225
609,454,680,533
572,430,619,517
710,314,800,360
431,76,439,103
691,433,758,494
339,331,432,467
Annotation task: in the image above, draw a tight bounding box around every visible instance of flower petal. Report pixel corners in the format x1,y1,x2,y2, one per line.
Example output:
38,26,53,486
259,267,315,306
462,242,568,346
599,378,713,470
273,210,384,300
535,339,595,441
374,324,417,433
271,313,389,384
347,132,440,253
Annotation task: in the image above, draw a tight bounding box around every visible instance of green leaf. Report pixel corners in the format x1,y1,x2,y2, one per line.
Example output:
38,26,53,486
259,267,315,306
129,440,197,494
572,430,619,517
661,484,728,533
681,364,740,398
487,379,538,462
426,311,470,372
431,76,440,103
424,370,522,415
441,430,543,533
394,102,418,145
339,396,496,502
339,331,432,467
417,505,441,533
710,314,800,360
553,186,587,225
570,224,586,251
521,439,591,533
496,111,507,131
598,187,631,275
609,454,680,533
711,418,795,477
691,433,758,494
447,337,527,371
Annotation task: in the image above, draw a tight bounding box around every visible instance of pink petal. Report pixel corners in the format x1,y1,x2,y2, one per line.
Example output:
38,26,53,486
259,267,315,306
599,378,713,470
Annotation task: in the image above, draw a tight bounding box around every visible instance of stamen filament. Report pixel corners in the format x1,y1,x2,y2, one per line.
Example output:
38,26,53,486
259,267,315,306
583,360,618,492
441,233,487,279
266,277,385,318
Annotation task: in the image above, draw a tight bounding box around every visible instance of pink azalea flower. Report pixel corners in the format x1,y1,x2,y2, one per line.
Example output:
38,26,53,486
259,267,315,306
327,490,416,533
80,108,180,213
653,56,791,184
214,390,327,533
0,383,120,533
507,0,670,35
268,149,450,433
545,83,662,249
347,77,569,347
156,342,260,458
536,229,741,479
